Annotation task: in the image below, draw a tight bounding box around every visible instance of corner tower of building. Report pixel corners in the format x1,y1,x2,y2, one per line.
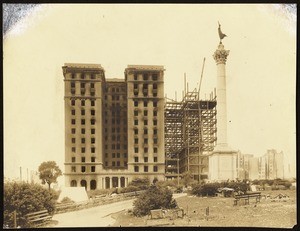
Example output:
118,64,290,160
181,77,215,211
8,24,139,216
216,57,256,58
62,63,105,190
125,65,165,182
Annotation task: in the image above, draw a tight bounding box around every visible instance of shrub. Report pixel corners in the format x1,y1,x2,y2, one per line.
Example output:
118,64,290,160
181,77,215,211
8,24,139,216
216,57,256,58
133,185,177,216
4,181,57,228
191,183,203,196
60,197,74,204
191,181,249,197
226,182,248,193
120,185,140,193
156,179,177,188
128,177,150,190
198,183,220,196
87,189,113,198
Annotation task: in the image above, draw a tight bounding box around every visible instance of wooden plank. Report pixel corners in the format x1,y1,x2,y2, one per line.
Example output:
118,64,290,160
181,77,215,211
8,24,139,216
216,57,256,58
26,210,48,217
30,216,52,222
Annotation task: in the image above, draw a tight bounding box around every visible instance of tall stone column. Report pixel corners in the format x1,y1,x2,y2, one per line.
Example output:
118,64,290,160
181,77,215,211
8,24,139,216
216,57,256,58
110,177,113,189
208,42,237,181
213,43,230,149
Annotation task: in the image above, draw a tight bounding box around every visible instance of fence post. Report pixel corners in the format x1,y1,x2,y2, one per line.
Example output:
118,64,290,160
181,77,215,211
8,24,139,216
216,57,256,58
206,206,209,220
13,210,17,228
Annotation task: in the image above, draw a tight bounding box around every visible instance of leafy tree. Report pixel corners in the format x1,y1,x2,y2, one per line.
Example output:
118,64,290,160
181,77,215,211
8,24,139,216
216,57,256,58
133,185,177,216
38,161,62,190
3,181,57,228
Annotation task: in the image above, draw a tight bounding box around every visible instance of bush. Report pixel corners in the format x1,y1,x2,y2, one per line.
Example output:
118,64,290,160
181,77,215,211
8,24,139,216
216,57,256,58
60,197,74,204
87,189,113,198
198,183,220,196
120,185,140,193
4,181,57,228
128,177,150,190
191,181,249,197
251,179,292,190
226,182,248,193
133,185,177,216
156,179,177,188
191,184,203,196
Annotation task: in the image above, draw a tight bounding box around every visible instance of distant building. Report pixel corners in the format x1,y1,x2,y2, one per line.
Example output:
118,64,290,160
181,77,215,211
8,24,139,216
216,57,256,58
238,149,284,180
264,149,284,179
248,157,259,180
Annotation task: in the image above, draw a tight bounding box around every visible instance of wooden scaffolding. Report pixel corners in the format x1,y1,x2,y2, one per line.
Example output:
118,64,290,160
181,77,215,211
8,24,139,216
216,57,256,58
165,88,217,181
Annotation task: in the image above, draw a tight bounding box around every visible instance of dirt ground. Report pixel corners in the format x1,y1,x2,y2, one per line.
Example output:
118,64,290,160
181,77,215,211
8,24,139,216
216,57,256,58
111,189,296,228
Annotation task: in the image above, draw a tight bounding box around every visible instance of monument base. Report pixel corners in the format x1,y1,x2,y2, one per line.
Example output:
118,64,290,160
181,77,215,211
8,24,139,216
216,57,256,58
208,145,238,181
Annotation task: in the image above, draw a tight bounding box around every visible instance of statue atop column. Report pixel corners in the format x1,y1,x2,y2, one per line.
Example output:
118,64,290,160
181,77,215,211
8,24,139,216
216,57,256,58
218,21,227,44
214,21,229,65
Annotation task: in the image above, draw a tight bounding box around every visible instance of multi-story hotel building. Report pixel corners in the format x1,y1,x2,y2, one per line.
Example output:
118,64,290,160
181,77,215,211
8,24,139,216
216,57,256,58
63,63,165,190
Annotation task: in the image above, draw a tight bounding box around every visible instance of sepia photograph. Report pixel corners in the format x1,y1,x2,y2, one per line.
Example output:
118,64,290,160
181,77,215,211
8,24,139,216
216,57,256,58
3,3,297,229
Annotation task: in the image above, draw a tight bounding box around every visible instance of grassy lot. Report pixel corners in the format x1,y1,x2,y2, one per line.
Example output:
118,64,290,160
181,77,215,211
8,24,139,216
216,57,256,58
111,189,296,228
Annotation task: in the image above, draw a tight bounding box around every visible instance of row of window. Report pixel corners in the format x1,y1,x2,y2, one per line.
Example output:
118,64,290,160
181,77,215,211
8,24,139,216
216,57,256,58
71,100,95,107
134,110,158,117
134,119,158,126
104,118,127,125
71,118,96,125
71,147,95,153
134,83,158,90
133,100,158,107
71,82,95,88
134,91,157,97
134,138,158,144
71,165,95,173
134,156,158,162
70,73,98,80
104,135,127,142
134,128,158,135
105,95,126,101
104,144,125,150
104,102,126,108
104,161,127,167
71,109,95,116
109,110,126,117
105,87,126,93
104,153,127,158
71,128,95,134
71,88,95,96
134,147,158,153
134,165,158,172
70,179,96,189
72,156,96,163
133,73,158,81
104,127,127,133
71,137,95,144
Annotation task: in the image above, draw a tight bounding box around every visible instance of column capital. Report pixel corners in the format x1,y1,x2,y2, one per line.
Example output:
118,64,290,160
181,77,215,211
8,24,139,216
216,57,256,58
213,43,230,65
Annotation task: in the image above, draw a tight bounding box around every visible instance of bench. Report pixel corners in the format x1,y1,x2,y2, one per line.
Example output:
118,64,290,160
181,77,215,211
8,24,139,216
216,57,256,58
233,192,261,206
26,209,52,226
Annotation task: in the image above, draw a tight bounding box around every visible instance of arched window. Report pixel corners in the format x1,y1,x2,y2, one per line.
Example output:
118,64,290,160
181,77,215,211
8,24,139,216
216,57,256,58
90,180,97,190
80,180,87,190
71,180,77,187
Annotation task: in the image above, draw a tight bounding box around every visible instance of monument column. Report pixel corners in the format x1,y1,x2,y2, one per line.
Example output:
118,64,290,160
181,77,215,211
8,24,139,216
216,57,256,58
208,22,237,181
213,43,230,149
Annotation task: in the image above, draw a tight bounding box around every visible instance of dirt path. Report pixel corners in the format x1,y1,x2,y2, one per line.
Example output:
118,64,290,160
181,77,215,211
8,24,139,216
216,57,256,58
49,193,187,227
50,199,135,227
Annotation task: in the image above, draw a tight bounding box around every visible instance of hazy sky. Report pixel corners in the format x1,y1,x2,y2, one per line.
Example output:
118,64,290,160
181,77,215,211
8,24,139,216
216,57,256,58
4,4,296,181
